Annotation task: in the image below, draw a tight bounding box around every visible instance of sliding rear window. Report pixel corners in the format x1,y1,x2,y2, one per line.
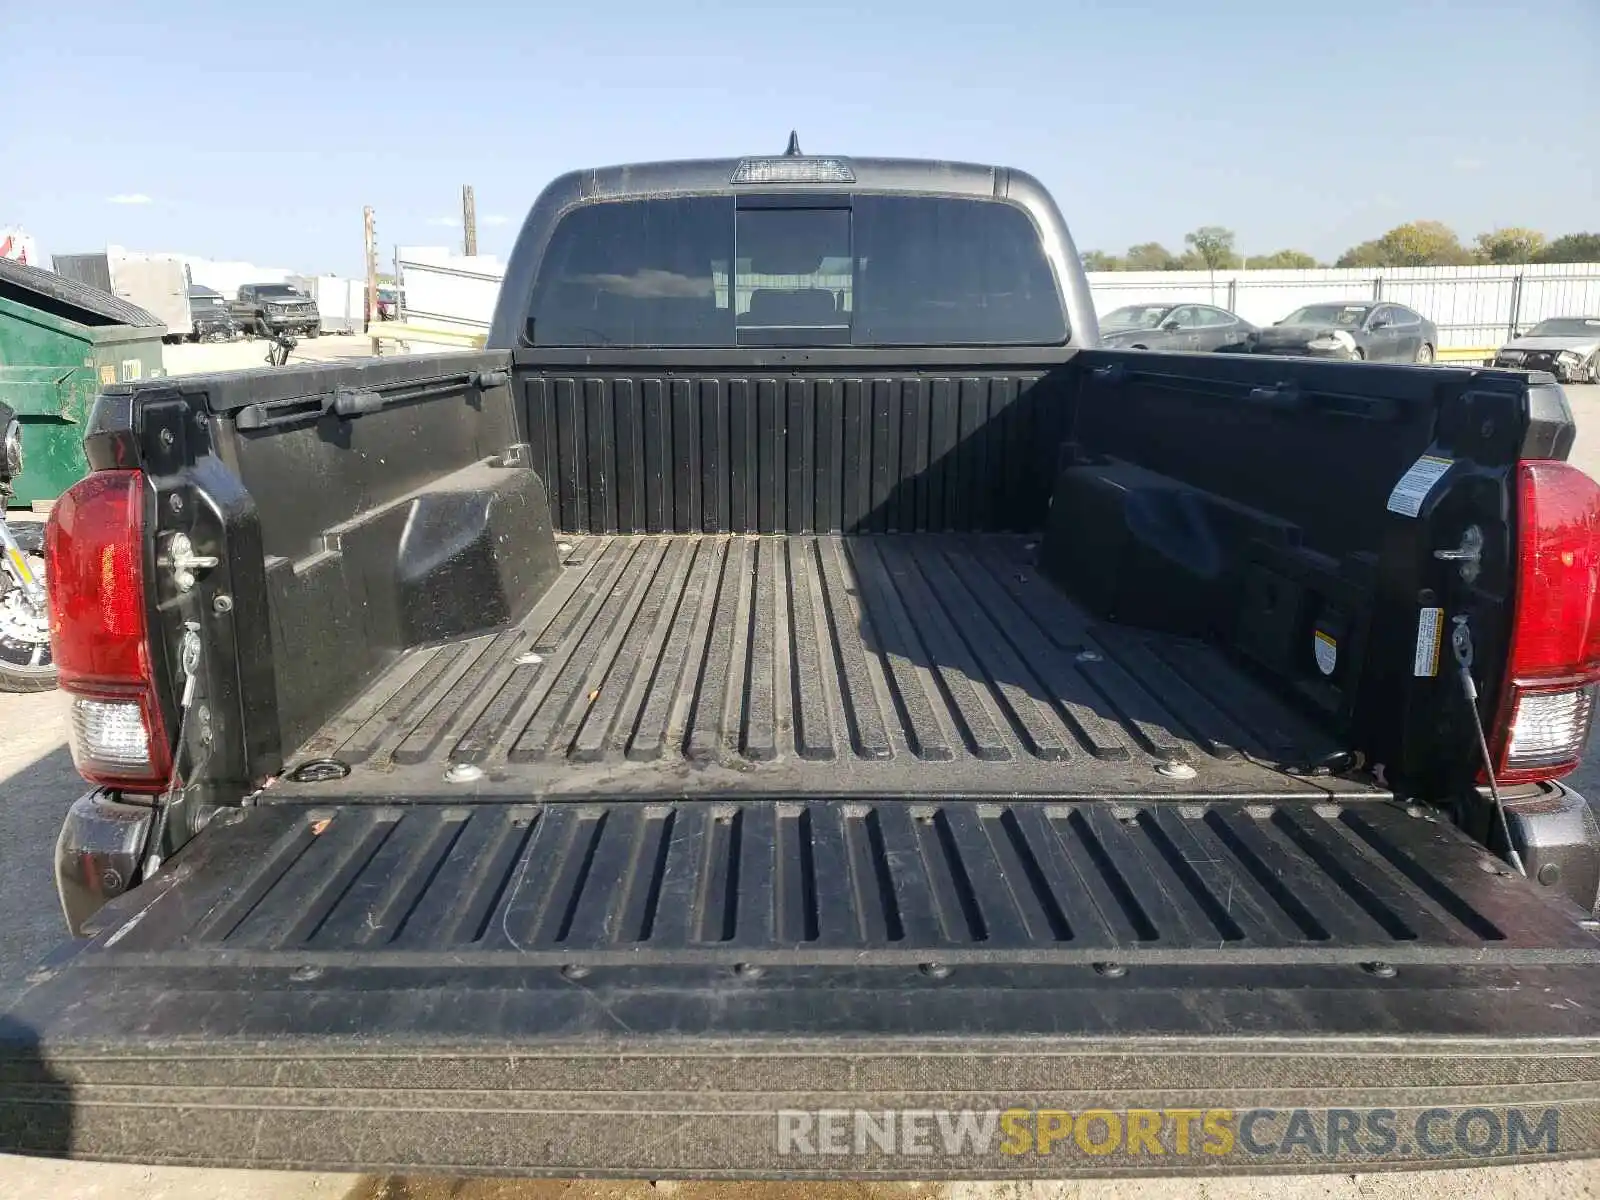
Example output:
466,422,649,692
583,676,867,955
526,194,1067,347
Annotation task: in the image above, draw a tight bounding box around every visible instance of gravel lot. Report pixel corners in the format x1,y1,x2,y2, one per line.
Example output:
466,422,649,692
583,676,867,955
1,378,1597,1199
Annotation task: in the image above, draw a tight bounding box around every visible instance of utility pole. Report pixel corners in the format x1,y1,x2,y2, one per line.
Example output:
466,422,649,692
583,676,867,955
462,185,477,257
363,205,380,355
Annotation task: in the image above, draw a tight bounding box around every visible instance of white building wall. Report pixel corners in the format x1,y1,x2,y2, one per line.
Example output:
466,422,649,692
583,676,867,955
176,257,296,300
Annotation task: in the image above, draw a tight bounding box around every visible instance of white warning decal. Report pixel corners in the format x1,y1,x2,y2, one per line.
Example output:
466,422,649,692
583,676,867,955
1414,606,1444,677
1313,631,1338,676
1386,455,1453,518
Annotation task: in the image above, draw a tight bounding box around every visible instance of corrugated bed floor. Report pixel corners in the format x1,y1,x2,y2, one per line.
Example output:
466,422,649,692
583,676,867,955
290,535,1369,799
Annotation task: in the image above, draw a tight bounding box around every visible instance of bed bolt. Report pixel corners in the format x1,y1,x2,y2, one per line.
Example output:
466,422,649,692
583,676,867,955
733,962,765,980
1075,649,1102,664
515,651,544,666
290,965,323,982
1093,962,1127,978
919,962,951,979
444,762,484,784
213,594,233,614
561,964,591,981
1361,961,1397,979
1156,759,1197,780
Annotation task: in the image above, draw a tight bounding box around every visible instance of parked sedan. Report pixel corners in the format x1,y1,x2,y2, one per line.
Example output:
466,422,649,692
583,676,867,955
1493,316,1600,384
1098,303,1256,352
1253,302,1438,363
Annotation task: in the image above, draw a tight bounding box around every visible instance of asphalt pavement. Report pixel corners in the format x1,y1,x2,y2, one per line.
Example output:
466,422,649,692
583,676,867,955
0,382,1596,1198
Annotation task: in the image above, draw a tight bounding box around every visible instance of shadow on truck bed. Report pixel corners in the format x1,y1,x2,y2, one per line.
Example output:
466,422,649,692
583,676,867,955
0,1016,70,1159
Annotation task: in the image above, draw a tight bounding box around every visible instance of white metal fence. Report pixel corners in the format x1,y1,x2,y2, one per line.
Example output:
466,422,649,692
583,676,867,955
396,253,1600,351
395,247,505,334
1088,263,1600,349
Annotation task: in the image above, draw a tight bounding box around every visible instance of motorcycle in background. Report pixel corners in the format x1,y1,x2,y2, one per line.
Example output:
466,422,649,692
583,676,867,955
0,406,55,692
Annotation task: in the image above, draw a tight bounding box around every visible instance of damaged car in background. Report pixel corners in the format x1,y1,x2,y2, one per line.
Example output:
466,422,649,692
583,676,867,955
186,285,238,342
1253,302,1438,363
1495,317,1600,384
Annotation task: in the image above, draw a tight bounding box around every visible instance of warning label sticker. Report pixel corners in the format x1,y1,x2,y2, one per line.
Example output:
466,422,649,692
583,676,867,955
1414,607,1444,677
1387,455,1453,518
1313,631,1338,676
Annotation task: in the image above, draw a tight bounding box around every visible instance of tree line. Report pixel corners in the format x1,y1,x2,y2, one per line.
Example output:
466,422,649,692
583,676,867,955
1083,224,1600,272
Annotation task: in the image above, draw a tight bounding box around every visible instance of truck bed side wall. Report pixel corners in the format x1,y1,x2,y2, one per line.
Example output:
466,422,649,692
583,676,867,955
111,353,556,779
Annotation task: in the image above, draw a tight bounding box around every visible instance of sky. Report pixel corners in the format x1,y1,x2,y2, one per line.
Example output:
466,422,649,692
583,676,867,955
2,0,1596,278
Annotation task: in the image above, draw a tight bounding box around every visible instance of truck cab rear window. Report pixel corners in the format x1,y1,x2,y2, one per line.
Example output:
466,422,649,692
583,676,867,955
527,195,1066,347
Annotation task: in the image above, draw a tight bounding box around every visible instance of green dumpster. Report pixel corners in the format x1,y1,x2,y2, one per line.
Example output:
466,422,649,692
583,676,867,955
0,256,166,508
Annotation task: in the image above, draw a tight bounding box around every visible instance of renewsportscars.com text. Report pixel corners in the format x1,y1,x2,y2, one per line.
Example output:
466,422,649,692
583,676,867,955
775,1107,1560,1162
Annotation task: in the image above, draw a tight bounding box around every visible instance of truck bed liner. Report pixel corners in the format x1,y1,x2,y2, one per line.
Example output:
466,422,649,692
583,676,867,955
65,796,1600,967
287,534,1365,799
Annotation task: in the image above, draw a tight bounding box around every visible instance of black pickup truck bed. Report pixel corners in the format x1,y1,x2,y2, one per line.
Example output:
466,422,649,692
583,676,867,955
290,532,1357,801
10,337,1600,1173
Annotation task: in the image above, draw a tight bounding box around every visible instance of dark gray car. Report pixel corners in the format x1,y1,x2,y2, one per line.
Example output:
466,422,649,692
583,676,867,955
1098,303,1256,352
1253,302,1438,363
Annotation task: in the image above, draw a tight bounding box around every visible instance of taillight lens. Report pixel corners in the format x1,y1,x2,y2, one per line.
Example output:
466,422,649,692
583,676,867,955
1493,460,1600,783
45,471,171,790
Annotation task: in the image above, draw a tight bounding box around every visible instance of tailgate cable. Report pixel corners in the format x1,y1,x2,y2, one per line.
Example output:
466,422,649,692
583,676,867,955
140,623,207,877
1450,614,1526,877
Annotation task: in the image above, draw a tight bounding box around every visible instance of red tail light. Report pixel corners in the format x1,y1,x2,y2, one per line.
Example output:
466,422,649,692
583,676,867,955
44,471,172,790
1493,460,1600,783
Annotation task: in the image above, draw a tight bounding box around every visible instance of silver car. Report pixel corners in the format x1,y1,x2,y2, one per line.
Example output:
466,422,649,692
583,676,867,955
1493,316,1600,384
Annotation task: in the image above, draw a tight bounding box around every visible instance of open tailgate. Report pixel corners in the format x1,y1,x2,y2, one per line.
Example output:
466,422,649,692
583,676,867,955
4,794,1599,1177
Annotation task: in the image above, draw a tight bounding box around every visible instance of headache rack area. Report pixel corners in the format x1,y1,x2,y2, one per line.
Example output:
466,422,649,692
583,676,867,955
283,533,1368,800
